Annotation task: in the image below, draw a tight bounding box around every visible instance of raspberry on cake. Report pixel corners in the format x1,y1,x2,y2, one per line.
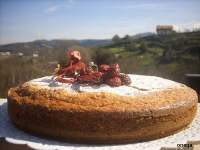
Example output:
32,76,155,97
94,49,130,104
7,50,198,144
53,49,131,87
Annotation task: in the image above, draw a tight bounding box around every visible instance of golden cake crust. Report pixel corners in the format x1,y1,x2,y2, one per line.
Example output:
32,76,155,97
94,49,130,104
7,77,198,144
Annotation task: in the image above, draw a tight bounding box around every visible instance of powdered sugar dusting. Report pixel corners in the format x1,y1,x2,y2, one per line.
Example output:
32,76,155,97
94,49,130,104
26,75,184,96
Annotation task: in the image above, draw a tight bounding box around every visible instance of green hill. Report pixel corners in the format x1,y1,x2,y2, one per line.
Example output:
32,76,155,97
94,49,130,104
92,31,200,83
0,31,199,97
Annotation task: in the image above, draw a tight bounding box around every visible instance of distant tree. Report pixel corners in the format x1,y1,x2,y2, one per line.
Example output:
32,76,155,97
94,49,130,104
112,34,121,43
139,41,148,53
123,35,131,40
94,49,116,65
121,35,132,46
187,46,200,60
125,42,137,51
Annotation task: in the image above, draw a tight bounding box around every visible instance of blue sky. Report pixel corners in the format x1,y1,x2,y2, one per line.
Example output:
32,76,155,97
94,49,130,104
0,0,200,44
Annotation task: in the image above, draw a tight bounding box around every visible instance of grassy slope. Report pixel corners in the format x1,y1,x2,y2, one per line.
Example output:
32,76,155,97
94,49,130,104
0,31,199,97
94,31,200,83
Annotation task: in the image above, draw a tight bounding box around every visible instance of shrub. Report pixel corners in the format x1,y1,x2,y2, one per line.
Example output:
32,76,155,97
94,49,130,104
93,49,117,65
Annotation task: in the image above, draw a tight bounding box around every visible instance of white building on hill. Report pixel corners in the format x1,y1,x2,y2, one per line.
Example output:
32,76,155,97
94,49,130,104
156,25,174,35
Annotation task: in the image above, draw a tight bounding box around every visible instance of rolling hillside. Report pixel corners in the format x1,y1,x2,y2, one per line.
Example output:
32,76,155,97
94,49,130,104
0,31,200,97
93,31,200,82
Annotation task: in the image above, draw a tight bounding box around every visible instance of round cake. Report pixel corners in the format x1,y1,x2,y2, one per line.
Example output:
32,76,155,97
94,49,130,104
7,74,198,144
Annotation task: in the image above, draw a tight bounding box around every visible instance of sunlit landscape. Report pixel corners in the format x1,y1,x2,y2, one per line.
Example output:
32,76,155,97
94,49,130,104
0,0,200,97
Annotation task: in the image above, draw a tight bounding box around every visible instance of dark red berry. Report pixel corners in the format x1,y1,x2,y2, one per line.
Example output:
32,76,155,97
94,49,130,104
105,77,122,87
77,72,103,85
110,64,120,77
120,74,131,85
99,64,110,73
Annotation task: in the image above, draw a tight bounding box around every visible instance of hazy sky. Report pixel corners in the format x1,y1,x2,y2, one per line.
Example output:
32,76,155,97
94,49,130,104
0,0,200,44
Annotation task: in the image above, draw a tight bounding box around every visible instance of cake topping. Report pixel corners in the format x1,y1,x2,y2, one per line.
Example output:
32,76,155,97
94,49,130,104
120,73,132,85
54,50,131,87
